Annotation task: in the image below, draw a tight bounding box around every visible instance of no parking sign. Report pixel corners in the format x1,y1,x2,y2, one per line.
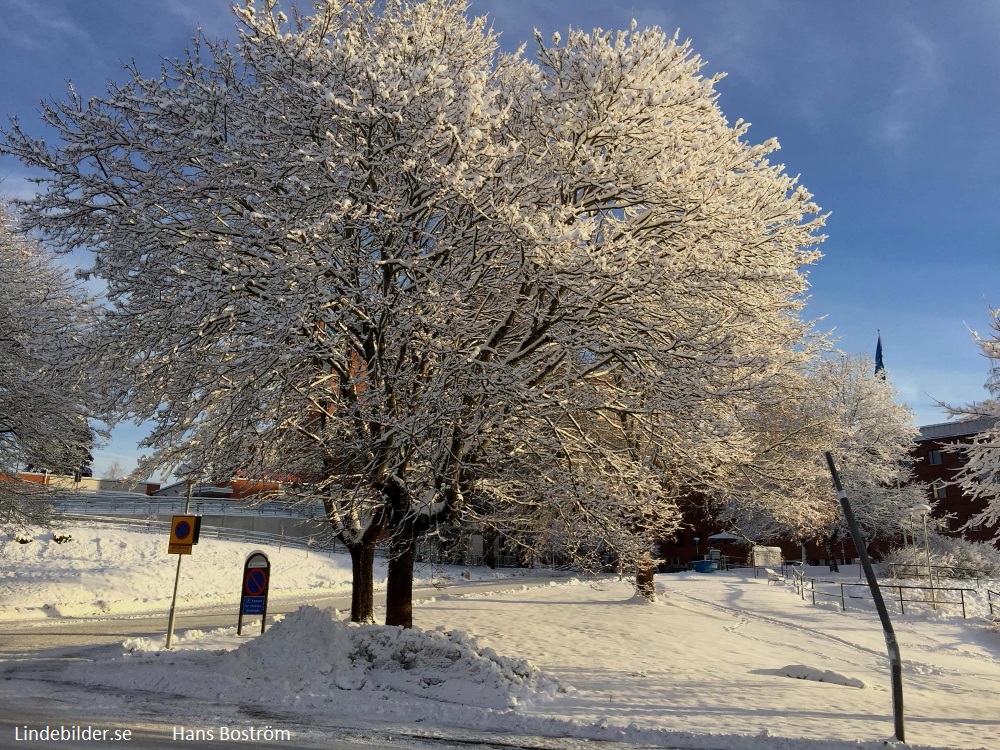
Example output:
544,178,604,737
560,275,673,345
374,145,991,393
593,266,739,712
167,515,201,555
237,551,270,635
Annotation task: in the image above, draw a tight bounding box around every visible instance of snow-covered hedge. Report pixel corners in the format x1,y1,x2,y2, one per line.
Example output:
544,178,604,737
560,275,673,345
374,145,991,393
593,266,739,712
882,532,1000,579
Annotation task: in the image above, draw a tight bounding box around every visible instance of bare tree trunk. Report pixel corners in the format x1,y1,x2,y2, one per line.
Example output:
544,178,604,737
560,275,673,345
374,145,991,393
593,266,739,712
482,527,497,569
824,534,839,572
635,558,656,601
347,539,377,623
385,531,416,628
325,498,383,623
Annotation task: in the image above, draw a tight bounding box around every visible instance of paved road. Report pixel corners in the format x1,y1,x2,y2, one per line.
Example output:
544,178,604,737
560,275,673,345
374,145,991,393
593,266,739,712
0,577,542,658
0,577,585,750
0,688,584,750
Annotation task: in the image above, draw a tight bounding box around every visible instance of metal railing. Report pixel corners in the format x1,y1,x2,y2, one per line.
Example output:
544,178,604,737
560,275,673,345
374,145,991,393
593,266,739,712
53,513,351,557
791,570,976,618
53,514,505,568
886,562,1000,589
50,491,324,520
988,590,1000,617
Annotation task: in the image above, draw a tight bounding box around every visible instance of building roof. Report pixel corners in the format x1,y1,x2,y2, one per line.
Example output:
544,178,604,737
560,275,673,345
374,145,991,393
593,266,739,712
151,480,233,498
917,416,997,442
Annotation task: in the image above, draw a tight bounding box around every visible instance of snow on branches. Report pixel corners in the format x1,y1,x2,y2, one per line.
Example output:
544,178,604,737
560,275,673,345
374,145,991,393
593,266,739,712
942,310,1000,538
0,206,96,531
717,354,922,549
2,0,826,615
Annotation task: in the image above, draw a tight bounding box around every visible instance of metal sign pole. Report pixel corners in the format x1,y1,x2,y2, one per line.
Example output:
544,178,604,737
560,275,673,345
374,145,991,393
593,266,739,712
165,479,194,649
825,452,904,743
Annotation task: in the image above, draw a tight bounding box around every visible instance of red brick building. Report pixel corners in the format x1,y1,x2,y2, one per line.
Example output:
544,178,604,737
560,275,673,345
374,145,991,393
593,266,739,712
912,416,999,544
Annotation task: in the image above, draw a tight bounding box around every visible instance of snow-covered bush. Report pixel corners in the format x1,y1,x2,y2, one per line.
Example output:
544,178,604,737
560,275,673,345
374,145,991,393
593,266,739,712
882,532,1000,579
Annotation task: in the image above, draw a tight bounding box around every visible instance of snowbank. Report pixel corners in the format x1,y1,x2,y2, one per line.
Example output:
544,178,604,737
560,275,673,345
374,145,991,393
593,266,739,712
0,525,354,619
0,523,523,620
221,606,562,709
67,606,562,711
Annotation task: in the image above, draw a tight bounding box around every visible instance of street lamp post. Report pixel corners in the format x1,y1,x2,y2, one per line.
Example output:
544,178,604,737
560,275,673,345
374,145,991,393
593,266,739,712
909,504,934,610
825,452,904,742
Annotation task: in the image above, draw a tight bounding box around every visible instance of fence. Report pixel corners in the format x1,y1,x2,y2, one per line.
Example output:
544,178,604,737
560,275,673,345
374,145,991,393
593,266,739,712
52,492,324,520
791,569,977,618
886,562,1000,589
988,590,1000,617
53,513,523,569
53,513,350,557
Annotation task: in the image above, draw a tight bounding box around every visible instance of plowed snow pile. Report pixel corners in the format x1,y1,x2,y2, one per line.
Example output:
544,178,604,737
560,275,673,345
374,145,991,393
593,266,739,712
70,606,562,711
221,606,562,709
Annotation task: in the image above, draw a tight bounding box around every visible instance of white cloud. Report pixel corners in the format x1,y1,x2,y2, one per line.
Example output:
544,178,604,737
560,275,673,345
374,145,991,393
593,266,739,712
875,18,946,149
0,0,98,57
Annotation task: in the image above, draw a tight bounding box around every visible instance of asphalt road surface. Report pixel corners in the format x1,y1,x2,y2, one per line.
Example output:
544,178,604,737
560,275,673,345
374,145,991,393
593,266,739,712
0,577,547,657
0,577,592,750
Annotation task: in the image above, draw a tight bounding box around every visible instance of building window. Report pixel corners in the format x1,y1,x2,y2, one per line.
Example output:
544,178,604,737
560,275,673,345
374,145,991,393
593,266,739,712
967,515,983,532
931,481,947,500
927,450,942,466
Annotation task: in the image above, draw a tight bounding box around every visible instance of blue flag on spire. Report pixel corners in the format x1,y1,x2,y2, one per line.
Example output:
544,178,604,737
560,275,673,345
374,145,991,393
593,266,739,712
874,333,885,378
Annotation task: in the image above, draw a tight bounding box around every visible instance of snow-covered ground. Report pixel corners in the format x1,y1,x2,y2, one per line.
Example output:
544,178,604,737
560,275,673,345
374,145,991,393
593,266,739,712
0,525,515,620
2,524,999,750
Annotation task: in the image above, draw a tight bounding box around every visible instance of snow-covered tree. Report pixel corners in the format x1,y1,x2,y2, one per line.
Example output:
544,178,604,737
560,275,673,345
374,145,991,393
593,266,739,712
717,354,922,568
103,459,126,481
0,205,96,533
940,309,1000,538
2,0,825,622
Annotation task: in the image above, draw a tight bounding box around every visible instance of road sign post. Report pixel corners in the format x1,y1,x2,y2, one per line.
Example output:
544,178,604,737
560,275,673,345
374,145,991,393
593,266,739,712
166,480,201,649
238,551,271,636
167,514,201,555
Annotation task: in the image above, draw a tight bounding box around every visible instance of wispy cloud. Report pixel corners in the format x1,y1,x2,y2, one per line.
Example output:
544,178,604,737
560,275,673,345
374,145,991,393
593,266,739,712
0,0,98,57
159,0,241,41
875,18,946,149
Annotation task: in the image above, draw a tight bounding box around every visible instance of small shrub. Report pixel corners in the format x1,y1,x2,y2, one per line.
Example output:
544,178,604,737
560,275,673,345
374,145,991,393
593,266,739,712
883,532,1000,579
13,533,32,544
53,533,73,544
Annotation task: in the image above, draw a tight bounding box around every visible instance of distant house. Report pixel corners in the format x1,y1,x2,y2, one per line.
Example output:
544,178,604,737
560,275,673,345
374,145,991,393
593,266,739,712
15,471,160,495
150,476,282,500
912,417,999,544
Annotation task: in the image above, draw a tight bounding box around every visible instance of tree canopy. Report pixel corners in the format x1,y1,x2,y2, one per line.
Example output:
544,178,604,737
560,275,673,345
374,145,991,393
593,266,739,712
0,205,96,531
2,0,828,621
716,354,923,563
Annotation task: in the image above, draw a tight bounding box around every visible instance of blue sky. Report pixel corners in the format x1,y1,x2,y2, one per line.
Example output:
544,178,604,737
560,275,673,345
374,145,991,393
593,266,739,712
2,0,999,478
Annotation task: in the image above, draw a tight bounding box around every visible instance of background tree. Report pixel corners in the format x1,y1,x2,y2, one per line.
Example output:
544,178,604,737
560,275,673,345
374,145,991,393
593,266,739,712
716,354,922,568
942,309,1000,538
2,0,825,623
0,204,96,533
103,459,126,481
